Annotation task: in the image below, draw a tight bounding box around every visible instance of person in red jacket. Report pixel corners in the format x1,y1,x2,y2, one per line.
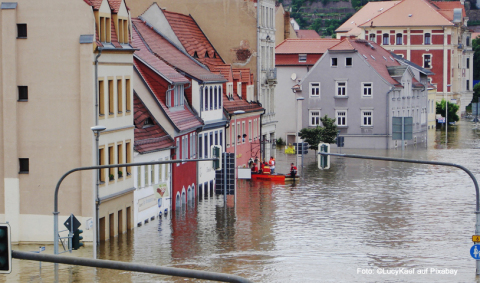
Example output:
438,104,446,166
290,163,297,178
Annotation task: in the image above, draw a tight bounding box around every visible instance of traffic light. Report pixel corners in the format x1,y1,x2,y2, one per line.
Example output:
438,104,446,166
0,223,12,274
211,145,222,170
72,229,84,250
318,143,330,170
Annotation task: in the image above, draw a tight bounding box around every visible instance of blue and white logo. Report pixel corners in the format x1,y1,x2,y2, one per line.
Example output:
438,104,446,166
470,245,480,260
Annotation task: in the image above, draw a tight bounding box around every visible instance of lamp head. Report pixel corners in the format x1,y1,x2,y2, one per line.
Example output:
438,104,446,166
91,125,106,132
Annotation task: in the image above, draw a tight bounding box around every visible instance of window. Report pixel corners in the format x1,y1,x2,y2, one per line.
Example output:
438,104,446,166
125,79,131,113
117,143,123,178
151,163,154,184
299,54,307,62
467,79,470,91
143,117,154,127
362,83,372,97
108,80,114,115
199,134,203,158
396,33,402,45
310,82,320,97
249,121,252,141
220,130,223,147
144,165,148,186
226,127,230,147
204,134,208,159
210,132,214,152
467,36,471,47
108,146,114,181
99,80,105,116
423,54,431,69
237,82,242,98
336,81,347,96
117,79,123,114
209,86,213,110
424,33,431,45
336,111,347,126
18,86,28,101
19,158,29,174
99,148,105,182
369,33,376,43
125,141,131,175
331,58,337,67
204,87,209,110
309,110,320,126
346,57,352,66
383,34,389,45
467,58,470,69
158,159,163,182
214,87,218,109
361,111,373,126
167,85,184,108
17,24,27,38
242,122,246,143
236,123,240,144
214,131,218,146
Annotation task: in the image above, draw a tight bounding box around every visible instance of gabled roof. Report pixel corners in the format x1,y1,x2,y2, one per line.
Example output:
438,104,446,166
276,38,341,54
336,1,399,35
134,58,203,133
132,26,189,84
132,18,226,83
162,10,225,67
295,30,321,39
359,0,456,28
134,94,175,154
330,39,405,86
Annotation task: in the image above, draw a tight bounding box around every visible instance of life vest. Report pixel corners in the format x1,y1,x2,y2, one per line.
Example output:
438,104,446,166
263,165,271,174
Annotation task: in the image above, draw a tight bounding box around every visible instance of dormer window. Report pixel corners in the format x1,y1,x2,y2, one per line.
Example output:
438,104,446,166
167,84,185,108
369,33,375,43
204,51,210,58
193,51,198,58
299,54,307,62
118,19,129,44
99,16,111,43
143,117,154,128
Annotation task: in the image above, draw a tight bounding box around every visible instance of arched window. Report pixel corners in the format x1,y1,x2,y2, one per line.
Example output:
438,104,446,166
209,86,213,110
396,33,402,45
214,86,218,109
382,33,389,45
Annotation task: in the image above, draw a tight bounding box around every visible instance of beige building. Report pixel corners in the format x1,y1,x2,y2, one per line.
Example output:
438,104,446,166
0,0,135,243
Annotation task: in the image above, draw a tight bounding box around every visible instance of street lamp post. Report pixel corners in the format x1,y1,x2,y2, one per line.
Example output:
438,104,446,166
233,110,245,205
90,125,106,259
295,97,305,168
445,84,451,146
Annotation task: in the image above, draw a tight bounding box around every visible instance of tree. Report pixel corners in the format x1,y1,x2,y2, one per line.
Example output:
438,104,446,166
298,115,337,156
473,36,480,80
436,99,459,124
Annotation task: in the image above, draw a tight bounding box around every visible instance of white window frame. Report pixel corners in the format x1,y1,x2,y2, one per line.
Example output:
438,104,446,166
362,82,372,97
336,110,347,126
424,33,431,45
369,33,376,43
361,110,373,126
309,82,320,97
331,57,337,67
336,81,347,96
423,54,432,69
227,82,233,98
345,57,352,66
237,82,242,98
309,110,321,126
249,120,252,141
299,54,307,62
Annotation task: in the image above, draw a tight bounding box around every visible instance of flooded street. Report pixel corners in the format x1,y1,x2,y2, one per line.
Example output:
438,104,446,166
7,120,480,282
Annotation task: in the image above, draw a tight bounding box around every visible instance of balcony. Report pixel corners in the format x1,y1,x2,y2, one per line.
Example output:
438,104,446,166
266,68,277,84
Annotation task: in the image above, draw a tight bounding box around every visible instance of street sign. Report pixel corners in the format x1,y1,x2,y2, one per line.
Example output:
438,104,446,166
336,136,344,147
473,235,480,242
392,117,413,140
64,214,81,232
437,117,445,124
39,246,45,252
471,244,480,260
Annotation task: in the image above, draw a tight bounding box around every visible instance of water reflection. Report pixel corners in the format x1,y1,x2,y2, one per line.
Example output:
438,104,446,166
9,120,480,282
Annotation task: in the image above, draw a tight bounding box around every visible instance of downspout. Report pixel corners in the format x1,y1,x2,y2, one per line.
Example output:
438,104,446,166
94,48,102,249
386,86,394,149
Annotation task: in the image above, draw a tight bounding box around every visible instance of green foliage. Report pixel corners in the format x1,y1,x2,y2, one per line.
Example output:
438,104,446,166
436,99,459,124
473,37,480,80
276,137,286,146
298,115,338,152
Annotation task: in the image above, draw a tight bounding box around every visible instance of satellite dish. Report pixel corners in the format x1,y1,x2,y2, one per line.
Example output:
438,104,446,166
291,73,297,81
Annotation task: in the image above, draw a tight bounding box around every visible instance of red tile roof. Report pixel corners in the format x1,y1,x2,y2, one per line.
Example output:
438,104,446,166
132,27,189,84
295,30,321,39
134,58,204,133
132,18,226,83
331,39,402,86
223,93,263,115
433,1,466,17
107,0,121,13
276,38,341,54
134,94,175,153
359,0,455,27
162,10,225,67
